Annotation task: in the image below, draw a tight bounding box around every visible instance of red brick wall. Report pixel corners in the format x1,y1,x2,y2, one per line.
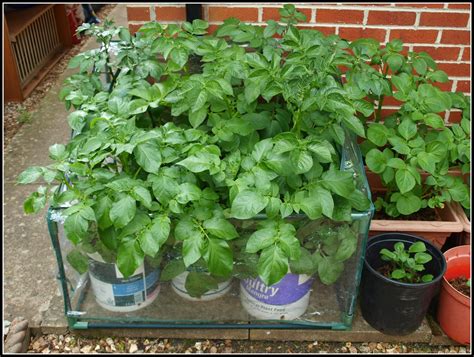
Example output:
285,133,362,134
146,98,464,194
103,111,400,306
126,3,471,123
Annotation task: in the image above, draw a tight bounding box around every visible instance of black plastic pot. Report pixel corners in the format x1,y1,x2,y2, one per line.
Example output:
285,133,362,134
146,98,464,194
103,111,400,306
359,233,446,335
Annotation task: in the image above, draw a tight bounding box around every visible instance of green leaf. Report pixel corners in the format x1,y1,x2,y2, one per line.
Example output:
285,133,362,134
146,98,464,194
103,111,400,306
192,90,208,113
244,81,260,103
182,234,204,267
289,247,317,275
117,239,144,278
278,230,301,261
246,227,277,253
347,189,371,211
138,215,170,257
189,106,208,128
422,274,434,282
231,190,269,219
290,150,313,174
396,193,422,215
308,142,333,162
387,158,406,170
131,186,152,209
134,141,162,173
413,57,428,75
318,257,344,285
341,115,365,138
299,193,323,220
110,195,136,228
68,110,87,131
386,53,404,72
408,241,426,253
380,248,396,260
95,195,113,229
66,249,89,274
170,47,188,68
17,167,43,184
119,27,131,42
310,186,334,218
391,269,406,280
160,259,186,281
417,152,436,174
64,212,89,245
414,252,432,264
334,233,357,262
366,149,387,174
321,169,355,197
150,174,179,204
427,70,448,83
175,183,201,204
177,150,219,173
49,144,67,161
423,113,445,129
184,272,219,298
264,20,279,38
257,245,288,286
203,217,238,240
398,119,417,140
367,124,389,146
388,137,410,155
395,168,416,194
204,238,233,277
175,217,203,241
129,99,149,115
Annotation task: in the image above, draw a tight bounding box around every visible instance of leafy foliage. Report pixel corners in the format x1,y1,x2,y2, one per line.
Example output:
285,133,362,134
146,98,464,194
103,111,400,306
379,241,434,284
344,38,471,217
19,8,374,294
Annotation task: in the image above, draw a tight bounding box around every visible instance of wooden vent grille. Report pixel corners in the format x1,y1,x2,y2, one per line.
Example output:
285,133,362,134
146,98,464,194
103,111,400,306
10,6,62,86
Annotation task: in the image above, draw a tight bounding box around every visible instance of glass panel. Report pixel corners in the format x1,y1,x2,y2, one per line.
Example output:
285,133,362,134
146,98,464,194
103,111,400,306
48,131,374,329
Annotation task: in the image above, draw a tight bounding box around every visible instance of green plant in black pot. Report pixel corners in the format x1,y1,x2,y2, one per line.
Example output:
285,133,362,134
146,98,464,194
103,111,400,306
379,241,434,283
359,233,446,335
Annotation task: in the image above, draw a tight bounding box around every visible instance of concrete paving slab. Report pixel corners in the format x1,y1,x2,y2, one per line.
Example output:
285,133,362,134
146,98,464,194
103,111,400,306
249,304,432,343
3,182,61,328
74,328,250,341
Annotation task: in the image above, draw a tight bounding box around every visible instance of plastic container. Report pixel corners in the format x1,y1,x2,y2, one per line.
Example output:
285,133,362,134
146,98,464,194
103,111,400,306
88,253,160,312
437,245,470,345
240,273,314,320
171,271,232,302
360,233,446,335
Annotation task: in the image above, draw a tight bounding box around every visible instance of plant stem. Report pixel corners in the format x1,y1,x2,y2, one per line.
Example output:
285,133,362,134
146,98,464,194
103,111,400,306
133,167,142,179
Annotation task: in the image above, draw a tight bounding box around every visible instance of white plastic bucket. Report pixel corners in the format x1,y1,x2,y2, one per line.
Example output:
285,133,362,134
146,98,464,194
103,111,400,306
171,271,232,301
240,273,314,320
88,253,160,312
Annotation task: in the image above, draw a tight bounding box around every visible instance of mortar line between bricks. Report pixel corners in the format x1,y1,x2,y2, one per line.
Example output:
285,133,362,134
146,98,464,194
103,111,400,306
201,21,471,31
197,4,473,14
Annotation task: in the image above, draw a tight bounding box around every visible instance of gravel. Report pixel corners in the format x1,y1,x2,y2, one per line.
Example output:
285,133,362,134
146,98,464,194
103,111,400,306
3,4,117,150
27,334,471,354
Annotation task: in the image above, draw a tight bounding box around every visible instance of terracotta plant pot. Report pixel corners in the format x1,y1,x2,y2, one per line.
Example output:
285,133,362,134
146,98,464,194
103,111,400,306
453,204,471,245
365,170,464,249
436,245,471,345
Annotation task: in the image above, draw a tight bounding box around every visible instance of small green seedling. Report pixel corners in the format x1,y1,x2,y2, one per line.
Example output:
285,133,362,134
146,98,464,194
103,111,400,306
17,106,32,124
379,241,434,283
